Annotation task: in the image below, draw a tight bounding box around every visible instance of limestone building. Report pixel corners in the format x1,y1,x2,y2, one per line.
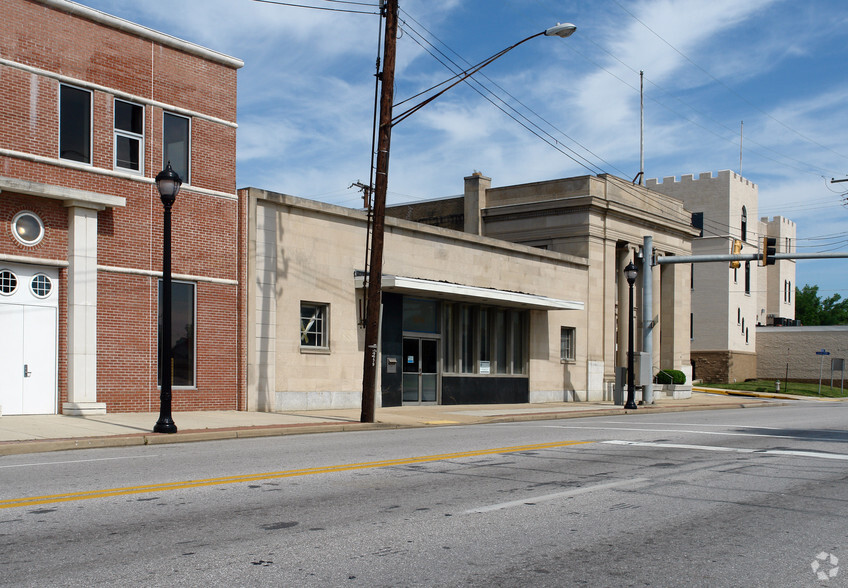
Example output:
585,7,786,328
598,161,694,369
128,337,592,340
244,188,589,411
646,171,796,382
384,172,697,403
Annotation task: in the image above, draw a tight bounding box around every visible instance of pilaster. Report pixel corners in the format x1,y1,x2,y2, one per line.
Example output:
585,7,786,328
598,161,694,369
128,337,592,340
64,204,106,415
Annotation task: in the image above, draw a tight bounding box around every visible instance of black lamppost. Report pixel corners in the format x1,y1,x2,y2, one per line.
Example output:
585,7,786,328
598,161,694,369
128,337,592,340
153,162,182,434
624,260,639,410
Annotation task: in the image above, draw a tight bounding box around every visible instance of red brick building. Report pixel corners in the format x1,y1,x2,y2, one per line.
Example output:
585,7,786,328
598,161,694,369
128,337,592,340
0,0,245,414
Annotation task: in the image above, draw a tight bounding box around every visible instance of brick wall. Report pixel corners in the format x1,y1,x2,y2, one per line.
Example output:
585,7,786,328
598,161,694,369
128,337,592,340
1,0,243,413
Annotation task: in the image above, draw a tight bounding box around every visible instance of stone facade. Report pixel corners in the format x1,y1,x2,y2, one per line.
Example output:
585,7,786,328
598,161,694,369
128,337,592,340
0,0,244,414
388,172,698,400
646,170,796,382
245,188,590,411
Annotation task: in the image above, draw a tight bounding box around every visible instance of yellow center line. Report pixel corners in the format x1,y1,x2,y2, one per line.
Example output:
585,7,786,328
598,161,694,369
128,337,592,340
1,440,590,510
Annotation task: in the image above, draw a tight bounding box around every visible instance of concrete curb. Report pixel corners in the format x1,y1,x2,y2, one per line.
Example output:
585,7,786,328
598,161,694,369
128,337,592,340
0,399,785,457
693,386,847,401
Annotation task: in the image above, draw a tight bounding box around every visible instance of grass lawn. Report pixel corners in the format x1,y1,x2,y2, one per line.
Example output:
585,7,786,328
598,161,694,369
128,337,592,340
702,379,848,398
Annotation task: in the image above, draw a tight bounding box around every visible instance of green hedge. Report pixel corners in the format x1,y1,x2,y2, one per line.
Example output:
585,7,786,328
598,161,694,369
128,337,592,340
655,369,686,385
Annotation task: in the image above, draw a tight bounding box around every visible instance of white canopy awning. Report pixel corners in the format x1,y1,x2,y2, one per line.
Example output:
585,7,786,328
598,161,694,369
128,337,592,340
355,274,584,311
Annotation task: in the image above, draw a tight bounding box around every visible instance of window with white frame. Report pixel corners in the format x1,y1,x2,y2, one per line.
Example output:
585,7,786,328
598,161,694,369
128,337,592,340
560,326,576,361
300,302,329,349
158,280,196,387
163,112,190,184
114,99,144,173
59,85,91,164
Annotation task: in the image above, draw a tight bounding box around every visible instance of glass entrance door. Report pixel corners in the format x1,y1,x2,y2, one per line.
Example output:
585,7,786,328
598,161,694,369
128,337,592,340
402,337,438,404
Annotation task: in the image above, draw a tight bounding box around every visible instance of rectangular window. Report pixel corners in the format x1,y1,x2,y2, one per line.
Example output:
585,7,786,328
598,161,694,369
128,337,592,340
560,326,576,361
459,306,474,373
114,99,144,172
443,304,455,373
300,302,329,349
59,85,91,164
443,304,527,375
493,309,508,374
511,312,526,374
163,112,191,184
158,280,196,387
402,298,438,333
690,313,694,340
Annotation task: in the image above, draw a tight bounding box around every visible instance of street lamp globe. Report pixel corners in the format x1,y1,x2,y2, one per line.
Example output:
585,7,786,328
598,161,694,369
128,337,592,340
155,162,182,206
624,261,639,285
544,23,577,38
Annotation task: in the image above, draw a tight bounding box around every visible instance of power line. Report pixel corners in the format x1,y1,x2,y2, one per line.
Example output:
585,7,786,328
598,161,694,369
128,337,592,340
609,0,848,164
250,0,378,15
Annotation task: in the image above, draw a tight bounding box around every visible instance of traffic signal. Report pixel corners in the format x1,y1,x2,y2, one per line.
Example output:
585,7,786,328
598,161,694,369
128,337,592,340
762,236,776,266
729,239,742,269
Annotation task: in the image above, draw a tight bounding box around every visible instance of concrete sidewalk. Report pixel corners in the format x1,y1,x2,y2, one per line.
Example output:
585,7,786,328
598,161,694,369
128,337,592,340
0,390,808,456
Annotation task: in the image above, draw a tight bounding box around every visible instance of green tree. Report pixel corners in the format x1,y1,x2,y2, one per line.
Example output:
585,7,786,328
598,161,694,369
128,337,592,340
795,284,848,325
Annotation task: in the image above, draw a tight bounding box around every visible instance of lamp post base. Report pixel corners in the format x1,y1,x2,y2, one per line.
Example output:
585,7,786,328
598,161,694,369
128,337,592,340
153,417,178,434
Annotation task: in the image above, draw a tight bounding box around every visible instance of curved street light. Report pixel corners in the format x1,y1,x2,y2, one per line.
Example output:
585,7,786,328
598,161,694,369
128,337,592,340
360,0,577,423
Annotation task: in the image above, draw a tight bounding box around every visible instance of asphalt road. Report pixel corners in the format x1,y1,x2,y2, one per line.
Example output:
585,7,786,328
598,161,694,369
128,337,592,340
2,402,847,587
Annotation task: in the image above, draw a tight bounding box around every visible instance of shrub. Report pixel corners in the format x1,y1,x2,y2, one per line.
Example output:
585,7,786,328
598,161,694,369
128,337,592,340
655,369,686,385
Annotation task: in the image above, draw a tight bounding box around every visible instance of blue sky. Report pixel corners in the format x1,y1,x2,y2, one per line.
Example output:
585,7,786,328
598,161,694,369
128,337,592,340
80,0,848,298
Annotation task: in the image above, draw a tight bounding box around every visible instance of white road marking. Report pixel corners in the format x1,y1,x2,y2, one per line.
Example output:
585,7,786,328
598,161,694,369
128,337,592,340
463,478,648,514
0,455,160,469
594,421,785,430
603,440,848,461
544,424,843,442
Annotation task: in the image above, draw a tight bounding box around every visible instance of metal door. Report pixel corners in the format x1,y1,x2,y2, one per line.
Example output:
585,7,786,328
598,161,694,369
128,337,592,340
402,337,438,404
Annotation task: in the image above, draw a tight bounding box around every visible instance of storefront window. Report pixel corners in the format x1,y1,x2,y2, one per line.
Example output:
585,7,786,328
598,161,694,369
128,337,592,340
443,303,527,376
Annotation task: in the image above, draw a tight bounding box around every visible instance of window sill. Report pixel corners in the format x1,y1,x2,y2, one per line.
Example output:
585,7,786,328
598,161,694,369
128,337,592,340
300,346,331,355
560,359,576,364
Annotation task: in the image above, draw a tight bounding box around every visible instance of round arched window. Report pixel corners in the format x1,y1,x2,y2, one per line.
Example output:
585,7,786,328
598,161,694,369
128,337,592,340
30,274,52,298
0,269,17,295
11,211,45,246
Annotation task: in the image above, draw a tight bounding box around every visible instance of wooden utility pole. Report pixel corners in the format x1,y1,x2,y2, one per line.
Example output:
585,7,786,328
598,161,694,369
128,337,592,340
360,0,397,423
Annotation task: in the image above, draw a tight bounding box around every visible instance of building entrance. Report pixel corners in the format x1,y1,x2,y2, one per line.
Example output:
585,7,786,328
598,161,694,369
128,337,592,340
402,337,438,404
0,264,58,415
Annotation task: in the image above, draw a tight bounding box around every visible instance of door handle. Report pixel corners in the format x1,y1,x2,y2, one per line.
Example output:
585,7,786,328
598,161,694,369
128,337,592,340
24,364,32,378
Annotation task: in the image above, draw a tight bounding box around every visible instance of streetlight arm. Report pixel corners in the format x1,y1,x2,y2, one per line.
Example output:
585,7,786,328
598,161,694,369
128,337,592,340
391,24,573,128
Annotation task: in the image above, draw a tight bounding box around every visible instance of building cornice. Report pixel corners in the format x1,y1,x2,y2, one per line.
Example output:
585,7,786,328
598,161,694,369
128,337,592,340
36,0,244,70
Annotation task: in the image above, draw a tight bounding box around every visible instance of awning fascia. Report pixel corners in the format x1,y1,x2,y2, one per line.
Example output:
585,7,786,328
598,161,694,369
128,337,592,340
354,274,584,311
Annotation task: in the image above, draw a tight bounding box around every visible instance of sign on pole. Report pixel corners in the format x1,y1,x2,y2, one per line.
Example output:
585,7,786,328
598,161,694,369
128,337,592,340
816,349,831,395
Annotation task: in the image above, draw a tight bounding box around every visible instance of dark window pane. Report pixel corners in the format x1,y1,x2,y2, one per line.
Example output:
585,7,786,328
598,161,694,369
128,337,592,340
164,113,190,184
402,298,438,333
494,310,507,373
60,86,91,163
511,312,525,374
300,303,327,347
116,135,139,170
158,281,195,387
115,100,143,134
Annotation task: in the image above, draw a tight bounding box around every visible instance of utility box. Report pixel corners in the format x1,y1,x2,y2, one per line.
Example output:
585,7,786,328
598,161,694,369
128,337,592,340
635,352,652,386
614,366,626,405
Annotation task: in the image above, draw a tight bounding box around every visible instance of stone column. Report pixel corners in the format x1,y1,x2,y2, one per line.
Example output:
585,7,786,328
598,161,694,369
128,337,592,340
63,203,106,415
